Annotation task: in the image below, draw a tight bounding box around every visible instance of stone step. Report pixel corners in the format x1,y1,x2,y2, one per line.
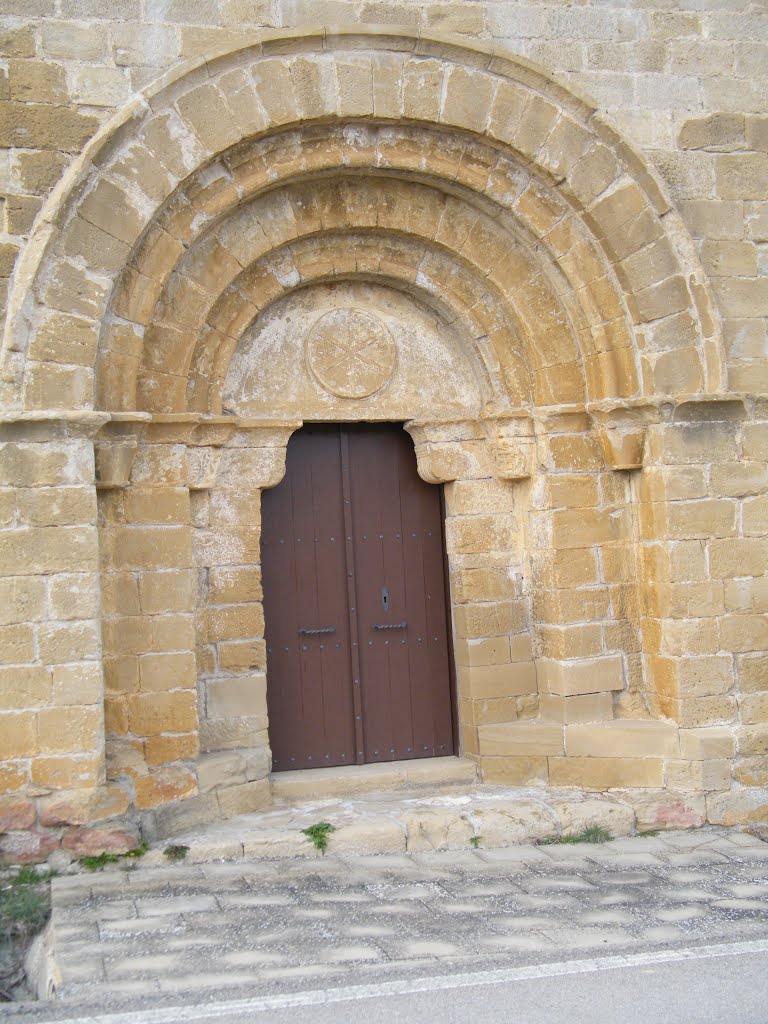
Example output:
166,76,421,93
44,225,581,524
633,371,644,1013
270,756,480,803
139,784,641,865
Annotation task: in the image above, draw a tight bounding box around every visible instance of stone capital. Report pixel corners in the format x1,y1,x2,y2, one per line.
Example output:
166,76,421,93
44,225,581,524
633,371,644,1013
94,416,149,489
482,413,535,480
590,405,658,471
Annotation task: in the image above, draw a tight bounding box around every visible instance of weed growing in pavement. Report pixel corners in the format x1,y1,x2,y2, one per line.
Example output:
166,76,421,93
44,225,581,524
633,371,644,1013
469,835,483,848
638,830,661,838
163,845,190,863
301,822,336,854
540,825,612,846
123,839,149,860
0,869,52,931
81,839,149,872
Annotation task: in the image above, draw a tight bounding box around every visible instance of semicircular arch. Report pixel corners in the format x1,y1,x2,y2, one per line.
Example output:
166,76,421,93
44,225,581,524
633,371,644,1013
0,28,724,413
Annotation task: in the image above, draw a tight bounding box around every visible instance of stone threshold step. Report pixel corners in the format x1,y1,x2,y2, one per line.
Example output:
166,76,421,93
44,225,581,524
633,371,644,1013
270,756,479,803
142,786,640,864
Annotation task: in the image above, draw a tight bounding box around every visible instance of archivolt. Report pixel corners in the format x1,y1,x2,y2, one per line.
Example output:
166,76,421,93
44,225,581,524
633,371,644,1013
1,28,724,412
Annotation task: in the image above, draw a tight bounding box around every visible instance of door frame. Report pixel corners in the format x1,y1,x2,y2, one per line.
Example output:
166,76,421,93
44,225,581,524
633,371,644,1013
261,421,459,771
438,487,461,766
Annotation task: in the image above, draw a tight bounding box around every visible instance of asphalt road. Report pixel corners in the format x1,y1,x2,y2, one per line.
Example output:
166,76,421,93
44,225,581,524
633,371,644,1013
253,945,768,1024
24,940,768,1024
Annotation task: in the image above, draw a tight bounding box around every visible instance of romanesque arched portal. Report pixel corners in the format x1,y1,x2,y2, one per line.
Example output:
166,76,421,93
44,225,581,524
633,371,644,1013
3,28,758,858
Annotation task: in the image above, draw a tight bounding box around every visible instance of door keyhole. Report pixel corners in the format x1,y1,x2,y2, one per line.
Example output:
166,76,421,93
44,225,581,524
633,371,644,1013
382,587,389,611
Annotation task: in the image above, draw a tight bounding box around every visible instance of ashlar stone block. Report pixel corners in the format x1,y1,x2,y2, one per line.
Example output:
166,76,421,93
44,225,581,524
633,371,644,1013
480,755,549,786
549,756,664,789
479,722,564,757
565,721,680,758
539,656,625,697
205,673,266,720
679,727,736,760
666,759,731,792
539,692,614,724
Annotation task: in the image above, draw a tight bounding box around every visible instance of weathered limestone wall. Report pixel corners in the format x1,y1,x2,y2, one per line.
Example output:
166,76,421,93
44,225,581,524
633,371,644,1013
640,400,768,825
0,4,765,859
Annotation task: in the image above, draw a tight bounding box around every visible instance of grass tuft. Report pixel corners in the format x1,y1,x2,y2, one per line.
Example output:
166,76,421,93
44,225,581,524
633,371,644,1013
163,845,189,863
0,867,53,1000
123,839,149,860
80,838,150,873
541,825,613,846
0,885,49,935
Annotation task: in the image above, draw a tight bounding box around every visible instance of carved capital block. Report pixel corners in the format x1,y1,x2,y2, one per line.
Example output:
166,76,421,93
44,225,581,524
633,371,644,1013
594,425,646,470
94,419,147,489
590,406,657,471
490,438,534,480
95,439,138,489
187,446,223,490
482,413,535,480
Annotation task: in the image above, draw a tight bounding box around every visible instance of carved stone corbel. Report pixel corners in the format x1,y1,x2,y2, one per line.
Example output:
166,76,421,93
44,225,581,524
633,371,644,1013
221,419,302,490
404,419,490,484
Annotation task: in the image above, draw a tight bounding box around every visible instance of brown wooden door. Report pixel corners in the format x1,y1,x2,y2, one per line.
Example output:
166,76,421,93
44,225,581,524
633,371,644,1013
262,424,455,771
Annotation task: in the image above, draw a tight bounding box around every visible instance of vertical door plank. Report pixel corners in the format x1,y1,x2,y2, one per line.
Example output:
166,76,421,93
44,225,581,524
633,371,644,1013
350,424,455,762
262,427,356,770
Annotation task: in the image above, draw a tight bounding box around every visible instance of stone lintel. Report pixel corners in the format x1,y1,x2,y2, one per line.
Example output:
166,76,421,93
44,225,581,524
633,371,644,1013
672,397,748,422
405,418,484,446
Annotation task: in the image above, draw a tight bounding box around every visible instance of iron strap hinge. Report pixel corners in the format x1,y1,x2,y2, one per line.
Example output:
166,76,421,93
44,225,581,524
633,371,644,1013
372,622,407,631
298,626,337,635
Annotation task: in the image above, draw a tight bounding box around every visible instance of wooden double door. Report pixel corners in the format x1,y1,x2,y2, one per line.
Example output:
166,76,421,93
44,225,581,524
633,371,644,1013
261,424,455,771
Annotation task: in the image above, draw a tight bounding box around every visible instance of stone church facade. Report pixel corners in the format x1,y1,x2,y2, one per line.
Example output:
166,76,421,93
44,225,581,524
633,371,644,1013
0,1,766,861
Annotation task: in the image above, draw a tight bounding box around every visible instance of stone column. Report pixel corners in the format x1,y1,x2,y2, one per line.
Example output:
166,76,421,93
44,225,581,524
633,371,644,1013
476,408,665,794
98,415,200,825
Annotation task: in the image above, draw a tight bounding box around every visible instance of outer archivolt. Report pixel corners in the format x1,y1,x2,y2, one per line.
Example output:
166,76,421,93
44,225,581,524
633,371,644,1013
305,308,397,399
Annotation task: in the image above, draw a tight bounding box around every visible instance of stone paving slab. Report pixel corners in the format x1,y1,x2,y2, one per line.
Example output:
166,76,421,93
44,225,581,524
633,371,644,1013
143,785,641,864
7,825,761,1017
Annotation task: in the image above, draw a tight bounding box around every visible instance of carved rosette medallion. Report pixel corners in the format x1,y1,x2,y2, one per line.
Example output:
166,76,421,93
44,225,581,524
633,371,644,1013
306,308,396,399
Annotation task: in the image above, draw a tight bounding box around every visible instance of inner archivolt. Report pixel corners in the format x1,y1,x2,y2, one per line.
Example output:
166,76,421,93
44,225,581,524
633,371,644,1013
93,120,651,415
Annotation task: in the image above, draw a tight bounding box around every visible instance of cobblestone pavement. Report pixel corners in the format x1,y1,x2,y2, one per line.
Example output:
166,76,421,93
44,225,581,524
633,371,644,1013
7,826,768,1020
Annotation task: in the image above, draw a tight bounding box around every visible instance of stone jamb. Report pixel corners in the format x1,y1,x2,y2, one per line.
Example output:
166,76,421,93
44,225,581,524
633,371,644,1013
191,418,299,821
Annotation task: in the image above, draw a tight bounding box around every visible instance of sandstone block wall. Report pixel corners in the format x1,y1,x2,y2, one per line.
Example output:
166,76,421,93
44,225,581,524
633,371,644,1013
0,3,765,859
